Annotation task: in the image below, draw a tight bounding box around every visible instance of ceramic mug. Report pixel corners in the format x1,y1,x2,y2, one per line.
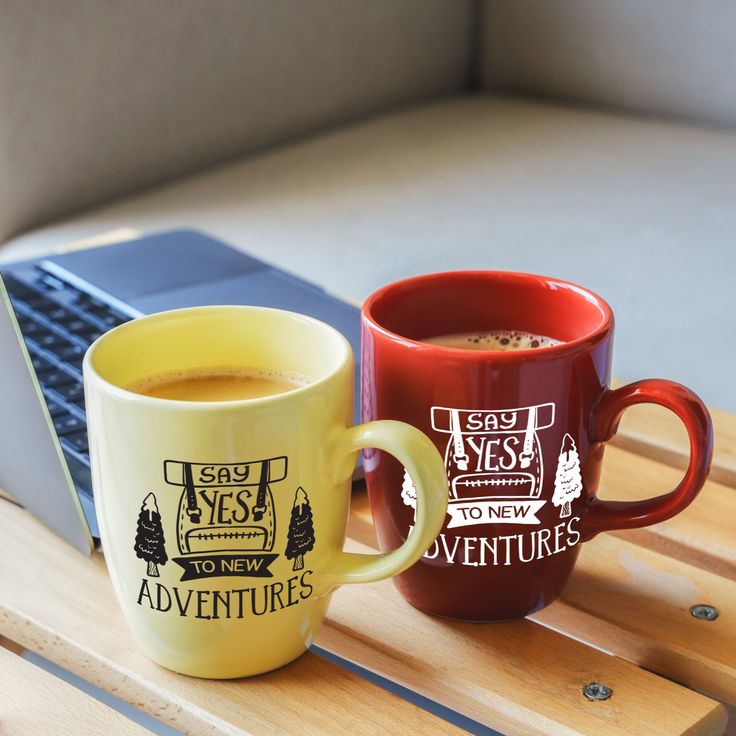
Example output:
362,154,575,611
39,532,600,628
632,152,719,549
361,271,713,621
84,305,448,678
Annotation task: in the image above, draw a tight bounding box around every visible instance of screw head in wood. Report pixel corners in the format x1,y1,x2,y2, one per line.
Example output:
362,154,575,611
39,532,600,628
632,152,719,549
582,682,612,701
690,604,719,621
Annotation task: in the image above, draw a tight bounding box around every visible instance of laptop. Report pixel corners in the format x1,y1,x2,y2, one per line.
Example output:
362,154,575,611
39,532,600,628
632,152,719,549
0,230,361,554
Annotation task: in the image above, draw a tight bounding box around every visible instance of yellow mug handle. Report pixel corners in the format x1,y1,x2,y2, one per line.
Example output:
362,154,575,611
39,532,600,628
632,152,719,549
320,420,448,589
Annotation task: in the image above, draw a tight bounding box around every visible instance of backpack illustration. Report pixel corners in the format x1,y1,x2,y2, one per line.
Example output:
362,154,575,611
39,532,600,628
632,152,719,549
164,457,288,555
404,403,556,528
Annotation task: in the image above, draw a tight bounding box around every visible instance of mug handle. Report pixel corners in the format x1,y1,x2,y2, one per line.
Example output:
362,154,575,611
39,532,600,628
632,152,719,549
580,379,713,542
319,420,448,589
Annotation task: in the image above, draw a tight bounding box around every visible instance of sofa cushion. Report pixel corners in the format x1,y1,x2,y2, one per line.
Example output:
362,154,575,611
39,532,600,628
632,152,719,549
481,0,736,129
3,96,735,409
0,0,473,241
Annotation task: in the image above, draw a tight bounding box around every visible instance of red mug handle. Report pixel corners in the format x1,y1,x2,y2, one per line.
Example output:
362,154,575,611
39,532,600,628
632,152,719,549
580,379,713,542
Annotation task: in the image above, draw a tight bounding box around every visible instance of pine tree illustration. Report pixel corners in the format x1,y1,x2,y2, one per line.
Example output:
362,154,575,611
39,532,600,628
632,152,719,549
285,487,315,571
401,469,417,510
552,434,583,518
134,493,168,577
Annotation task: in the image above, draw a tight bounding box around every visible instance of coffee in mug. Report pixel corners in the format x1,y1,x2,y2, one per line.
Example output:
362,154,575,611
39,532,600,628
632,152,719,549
424,330,561,351
127,367,307,402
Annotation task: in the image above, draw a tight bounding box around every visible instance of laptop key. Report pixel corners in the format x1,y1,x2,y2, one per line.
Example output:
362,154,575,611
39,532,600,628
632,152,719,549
19,294,56,311
66,318,88,333
54,383,85,402
55,343,85,361
30,354,55,374
17,318,43,336
45,401,67,418
77,328,104,344
76,294,106,310
36,272,66,292
2,274,37,299
46,306,74,323
68,318,93,333
33,330,68,351
63,356,84,373
39,369,75,389
51,347,85,373
53,414,86,435
66,318,103,342
87,304,128,326
63,431,89,454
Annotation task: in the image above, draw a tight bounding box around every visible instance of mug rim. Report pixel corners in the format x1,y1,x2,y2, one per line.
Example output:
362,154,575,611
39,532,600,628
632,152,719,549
83,304,353,410
362,270,613,360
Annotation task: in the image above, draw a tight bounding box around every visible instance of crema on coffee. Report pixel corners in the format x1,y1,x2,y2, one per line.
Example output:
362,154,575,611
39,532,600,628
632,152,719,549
126,367,308,402
423,330,561,352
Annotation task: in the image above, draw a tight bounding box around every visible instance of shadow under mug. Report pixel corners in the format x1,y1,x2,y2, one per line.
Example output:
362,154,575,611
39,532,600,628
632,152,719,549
361,271,713,621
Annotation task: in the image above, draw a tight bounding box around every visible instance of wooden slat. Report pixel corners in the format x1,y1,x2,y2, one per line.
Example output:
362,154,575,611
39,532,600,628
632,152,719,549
352,438,736,705
0,633,25,655
0,498,465,736
352,464,736,706
612,379,736,487
532,533,736,704
352,459,736,705
602,446,736,581
0,647,150,736
340,496,726,736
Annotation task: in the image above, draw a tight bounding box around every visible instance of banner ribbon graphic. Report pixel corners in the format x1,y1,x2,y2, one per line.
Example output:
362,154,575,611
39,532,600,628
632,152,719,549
446,500,546,528
173,553,278,581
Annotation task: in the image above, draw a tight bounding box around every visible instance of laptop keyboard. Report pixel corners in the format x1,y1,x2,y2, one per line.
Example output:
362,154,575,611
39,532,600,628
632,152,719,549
2,268,131,470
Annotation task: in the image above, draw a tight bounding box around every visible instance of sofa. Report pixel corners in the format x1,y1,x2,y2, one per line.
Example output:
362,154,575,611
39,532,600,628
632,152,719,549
2,0,734,410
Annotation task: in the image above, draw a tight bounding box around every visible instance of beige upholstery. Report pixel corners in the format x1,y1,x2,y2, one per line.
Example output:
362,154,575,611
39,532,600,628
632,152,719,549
481,0,736,129
5,96,735,409
0,0,473,241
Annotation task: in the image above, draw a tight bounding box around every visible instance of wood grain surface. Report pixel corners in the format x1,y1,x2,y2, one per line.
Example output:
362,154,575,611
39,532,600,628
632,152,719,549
342,496,728,736
1,490,728,736
0,634,25,655
602,446,736,581
535,534,736,702
0,646,150,735
321,544,727,736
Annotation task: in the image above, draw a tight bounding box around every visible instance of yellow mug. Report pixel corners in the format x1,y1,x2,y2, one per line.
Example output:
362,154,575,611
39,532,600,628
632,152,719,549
83,306,448,678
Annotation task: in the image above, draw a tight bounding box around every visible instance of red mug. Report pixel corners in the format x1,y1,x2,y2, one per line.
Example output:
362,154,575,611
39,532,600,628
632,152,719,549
361,271,713,621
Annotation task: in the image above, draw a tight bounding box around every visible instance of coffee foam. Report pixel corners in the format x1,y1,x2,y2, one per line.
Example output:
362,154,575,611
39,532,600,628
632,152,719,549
423,330,561,352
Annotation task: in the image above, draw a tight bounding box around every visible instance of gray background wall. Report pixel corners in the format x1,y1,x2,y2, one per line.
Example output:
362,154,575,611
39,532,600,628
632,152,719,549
0,0,474,241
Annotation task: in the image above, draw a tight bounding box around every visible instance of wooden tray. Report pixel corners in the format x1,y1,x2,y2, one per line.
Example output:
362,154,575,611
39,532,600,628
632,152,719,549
0,400,733,735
